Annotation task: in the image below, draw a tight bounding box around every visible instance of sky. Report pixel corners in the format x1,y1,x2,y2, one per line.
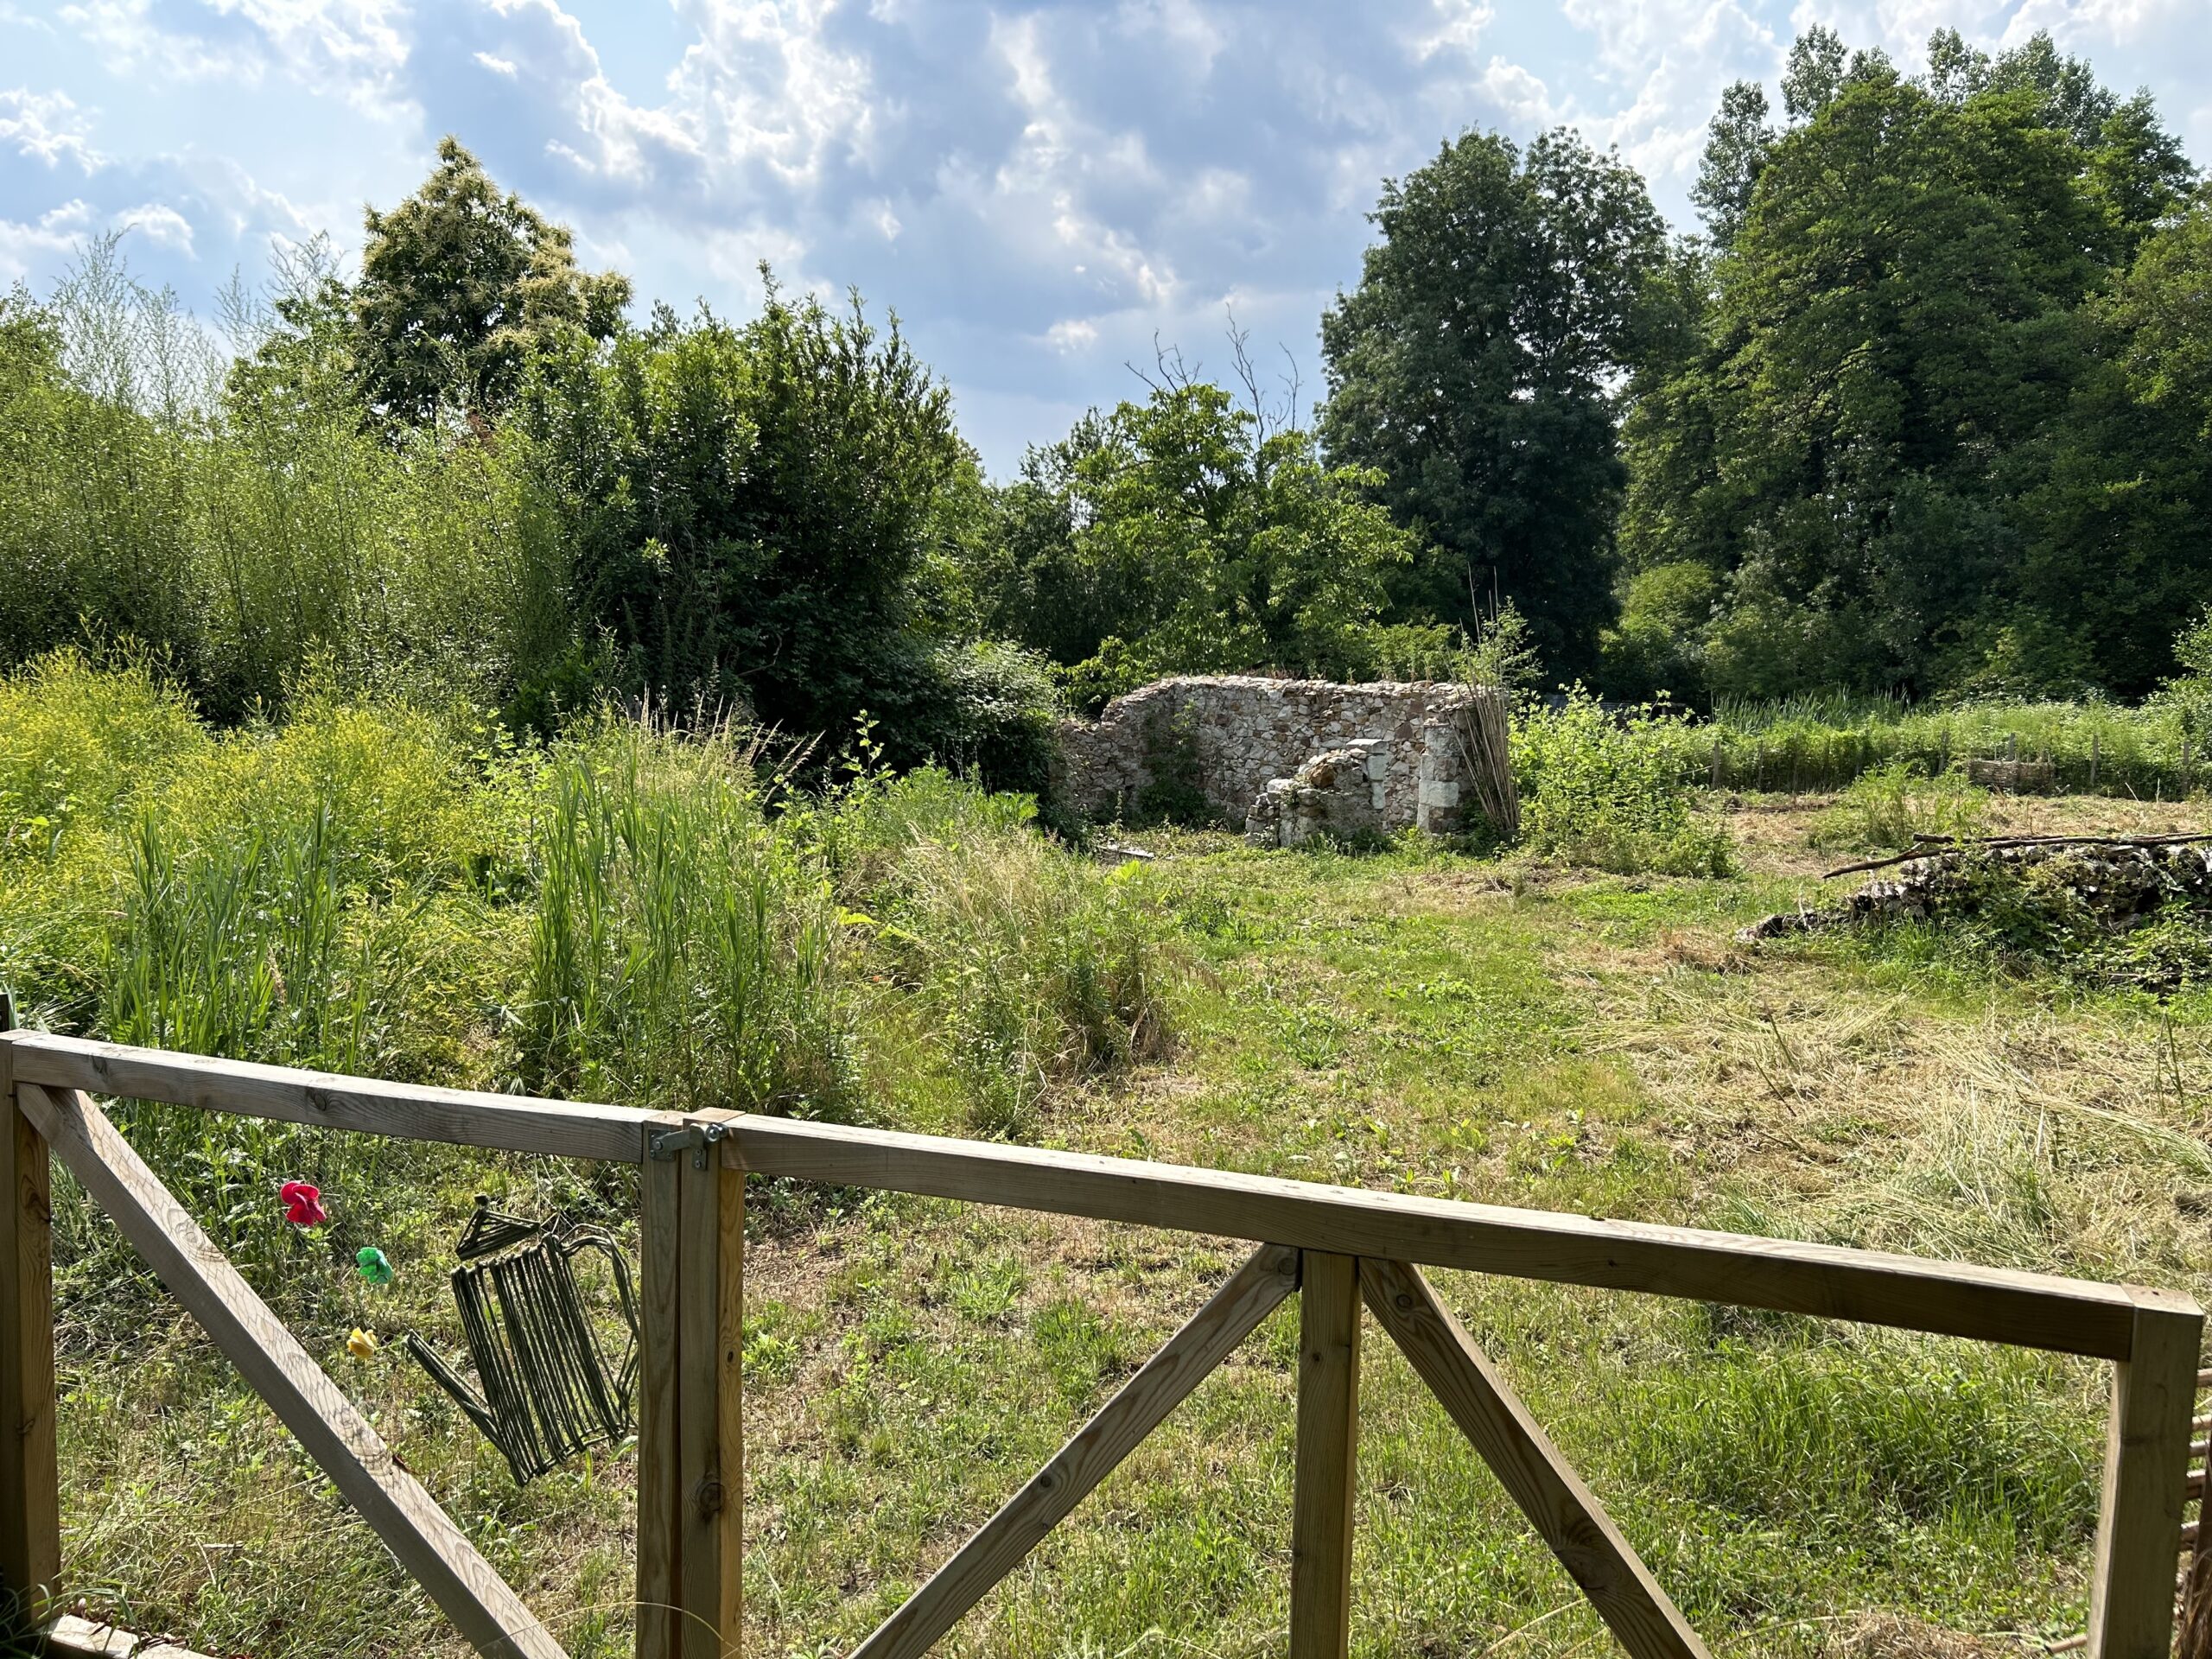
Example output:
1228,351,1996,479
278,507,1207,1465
3,0,2208,475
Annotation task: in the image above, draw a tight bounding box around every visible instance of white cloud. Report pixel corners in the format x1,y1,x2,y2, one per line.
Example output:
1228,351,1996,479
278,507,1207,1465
0,198,95,281
0,88,102,171
55,0,408,109
1478,59,1560,127
117,200,194,252
1044,316,1098,353
1410,0,1495,62
670,0,880,188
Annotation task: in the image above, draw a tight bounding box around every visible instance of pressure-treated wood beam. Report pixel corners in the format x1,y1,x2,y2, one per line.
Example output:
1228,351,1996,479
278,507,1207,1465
3,1033,646,1164
637,1122,683,1659
677,1116,741,1659
1290,1251,1361,1659
726,1115,2158,1359
16,1083,566,1659
638,1114,744,1659
2090,1296,2203,1659
1,1032,2183,1363
0,1001,58,1630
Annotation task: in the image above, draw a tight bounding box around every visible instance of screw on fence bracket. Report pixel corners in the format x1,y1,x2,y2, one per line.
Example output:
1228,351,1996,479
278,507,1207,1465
648,1121,728,1170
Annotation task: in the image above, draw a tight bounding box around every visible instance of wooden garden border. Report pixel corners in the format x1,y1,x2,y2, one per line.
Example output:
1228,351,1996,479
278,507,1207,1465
0,1027,2202,1659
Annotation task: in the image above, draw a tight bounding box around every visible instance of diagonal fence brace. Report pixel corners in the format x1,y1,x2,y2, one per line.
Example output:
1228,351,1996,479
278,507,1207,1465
1360,1255,1710,1659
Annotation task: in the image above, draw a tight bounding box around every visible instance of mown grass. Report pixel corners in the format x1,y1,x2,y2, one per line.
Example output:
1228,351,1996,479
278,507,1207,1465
5,664,2210,1656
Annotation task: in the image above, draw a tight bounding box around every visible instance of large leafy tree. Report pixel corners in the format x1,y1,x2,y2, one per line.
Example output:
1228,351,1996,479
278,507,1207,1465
351,137,630,423
2012,188,2212,697
1692,82,1775,252
1319,129,1666,682
965,378,1422,709
1620,29,2199,700
512,280,969,744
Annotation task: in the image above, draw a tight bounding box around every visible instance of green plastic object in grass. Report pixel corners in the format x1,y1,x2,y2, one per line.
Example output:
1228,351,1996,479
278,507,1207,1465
403,1195,640,1484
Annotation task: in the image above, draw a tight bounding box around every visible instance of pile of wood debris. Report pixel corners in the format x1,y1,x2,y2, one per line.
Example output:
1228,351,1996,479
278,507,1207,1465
1741,833,2212,944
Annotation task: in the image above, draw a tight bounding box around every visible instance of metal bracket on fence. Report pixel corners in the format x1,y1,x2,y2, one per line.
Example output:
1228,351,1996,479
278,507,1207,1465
648,1121,728,1170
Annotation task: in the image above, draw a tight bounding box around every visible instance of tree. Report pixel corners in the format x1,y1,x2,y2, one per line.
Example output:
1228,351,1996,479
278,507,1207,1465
512,278,969,744
2088,93,2197,255
1693,82,1774,250
1620,29,2199,701
352,137,629,424
1780,25,1850,121
1319,129,1666,681
2113,188,2212,433
965,377,1424,709
2011,188,2212,696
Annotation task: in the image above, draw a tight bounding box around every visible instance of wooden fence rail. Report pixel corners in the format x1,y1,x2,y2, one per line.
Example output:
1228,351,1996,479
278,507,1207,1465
0,1027,2203,1659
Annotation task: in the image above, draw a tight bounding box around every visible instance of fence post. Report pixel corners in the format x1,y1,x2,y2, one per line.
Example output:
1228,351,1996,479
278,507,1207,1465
2089,1295,2202,1659
676,1114,741,1659
638,1117,683,1659
639,1114,741,1659
1291,1250,1360,1659
0,995,60,1636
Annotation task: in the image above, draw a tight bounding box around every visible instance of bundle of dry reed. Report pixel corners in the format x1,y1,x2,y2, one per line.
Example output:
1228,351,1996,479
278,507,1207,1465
1454,684,1518,840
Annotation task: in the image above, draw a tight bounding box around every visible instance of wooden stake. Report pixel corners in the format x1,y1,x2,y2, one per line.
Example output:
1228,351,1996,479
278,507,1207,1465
0,1010,58,1634
1291,1251,1360,1659
717,1152,744,1651
676,1118,738,1659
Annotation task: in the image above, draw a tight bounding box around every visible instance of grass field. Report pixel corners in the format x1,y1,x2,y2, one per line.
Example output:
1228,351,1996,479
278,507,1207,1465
14,686,2212,1657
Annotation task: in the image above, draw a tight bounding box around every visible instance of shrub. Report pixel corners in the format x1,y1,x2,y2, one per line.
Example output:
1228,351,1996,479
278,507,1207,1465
1514,691,1732,875
0,647,207,853
875,639,1066,803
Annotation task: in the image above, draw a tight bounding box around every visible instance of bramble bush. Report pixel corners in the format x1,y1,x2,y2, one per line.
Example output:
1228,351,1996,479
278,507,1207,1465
1513,692,1732,876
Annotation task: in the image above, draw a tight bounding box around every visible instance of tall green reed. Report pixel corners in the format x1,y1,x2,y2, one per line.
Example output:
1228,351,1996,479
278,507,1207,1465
519,721,857,1120
1704,698,2203,796
1,239,581,724
98,805,403,1276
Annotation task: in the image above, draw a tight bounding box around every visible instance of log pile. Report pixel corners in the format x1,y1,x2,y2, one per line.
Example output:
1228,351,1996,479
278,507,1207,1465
1740,834,2212,946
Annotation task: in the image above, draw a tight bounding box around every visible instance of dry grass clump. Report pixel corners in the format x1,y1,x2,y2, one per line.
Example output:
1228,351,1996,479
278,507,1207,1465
813,767,1180,1139
1823,1612,2011,1656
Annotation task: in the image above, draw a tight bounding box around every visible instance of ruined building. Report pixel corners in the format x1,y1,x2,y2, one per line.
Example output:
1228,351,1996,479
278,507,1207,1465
1055,676,1507,845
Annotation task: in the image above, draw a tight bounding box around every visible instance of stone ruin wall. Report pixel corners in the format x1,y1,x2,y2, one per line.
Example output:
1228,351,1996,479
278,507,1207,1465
1055,675,1488,839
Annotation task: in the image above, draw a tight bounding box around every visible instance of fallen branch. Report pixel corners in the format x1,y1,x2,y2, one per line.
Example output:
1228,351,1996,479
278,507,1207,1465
1823,832,2212,880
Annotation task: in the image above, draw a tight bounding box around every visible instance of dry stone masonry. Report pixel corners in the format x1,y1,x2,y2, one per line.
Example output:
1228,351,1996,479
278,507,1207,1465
1056,675,1500,842
1739,836,2212,990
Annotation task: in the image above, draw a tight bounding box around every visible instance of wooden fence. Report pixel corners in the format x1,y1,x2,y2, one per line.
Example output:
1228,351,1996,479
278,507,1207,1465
0,1024,2204,1659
